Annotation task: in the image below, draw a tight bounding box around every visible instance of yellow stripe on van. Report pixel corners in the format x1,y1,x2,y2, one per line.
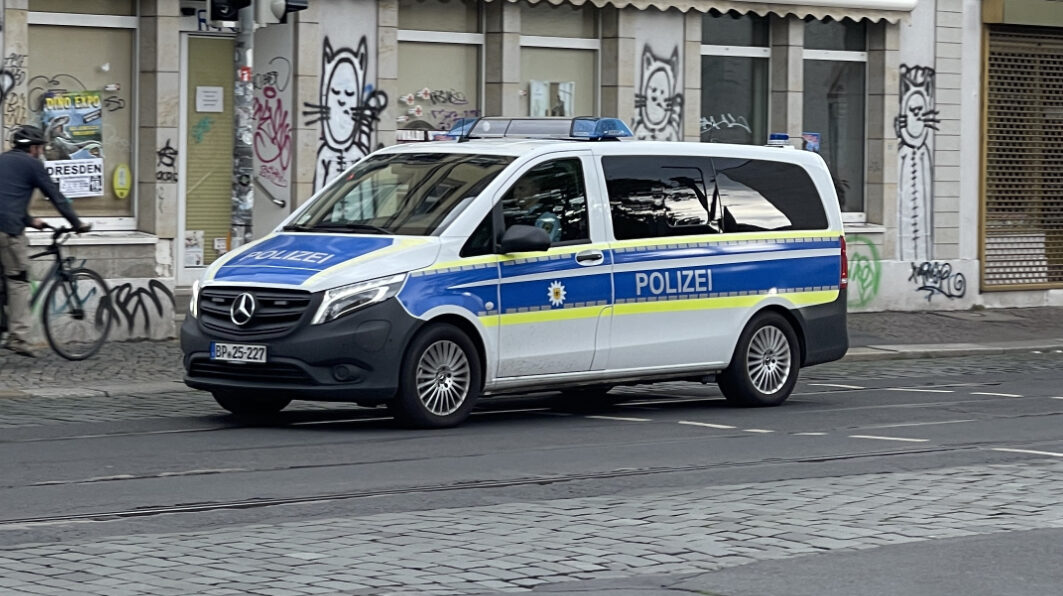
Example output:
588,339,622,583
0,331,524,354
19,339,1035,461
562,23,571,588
613,290,839,317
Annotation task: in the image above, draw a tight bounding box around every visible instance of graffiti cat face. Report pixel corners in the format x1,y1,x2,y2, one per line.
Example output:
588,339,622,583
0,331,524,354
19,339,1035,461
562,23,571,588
318,38,368,150
644,68,671,126
897,65,939,148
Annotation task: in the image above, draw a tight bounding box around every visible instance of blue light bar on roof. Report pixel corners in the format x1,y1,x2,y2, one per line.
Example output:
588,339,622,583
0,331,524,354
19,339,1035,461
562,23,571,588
570,117,633,140
445,117,634,141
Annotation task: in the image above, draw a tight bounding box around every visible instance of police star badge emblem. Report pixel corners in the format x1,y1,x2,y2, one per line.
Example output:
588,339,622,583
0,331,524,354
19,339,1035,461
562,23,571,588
547,280,567,307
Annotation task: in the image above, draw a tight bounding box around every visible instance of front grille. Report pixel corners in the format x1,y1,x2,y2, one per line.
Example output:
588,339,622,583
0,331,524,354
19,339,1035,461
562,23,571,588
199,287,314,337
189,360,315,384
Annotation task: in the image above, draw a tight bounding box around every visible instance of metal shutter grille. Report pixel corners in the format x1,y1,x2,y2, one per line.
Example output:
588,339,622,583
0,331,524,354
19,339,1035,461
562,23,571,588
983,27,1063,289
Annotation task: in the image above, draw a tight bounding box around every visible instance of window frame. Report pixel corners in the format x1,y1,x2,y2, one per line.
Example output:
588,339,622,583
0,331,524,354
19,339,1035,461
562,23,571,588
802,37,870,224
396,6,487,134
27,10,139,231
518,9,602,117
699,12,772,146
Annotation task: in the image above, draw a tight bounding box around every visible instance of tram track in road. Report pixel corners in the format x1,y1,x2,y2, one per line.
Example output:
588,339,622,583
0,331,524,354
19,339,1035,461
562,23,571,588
0,443,977,530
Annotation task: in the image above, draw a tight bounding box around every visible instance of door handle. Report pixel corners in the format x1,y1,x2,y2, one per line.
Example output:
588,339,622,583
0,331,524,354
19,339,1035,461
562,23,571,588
575,250,604,265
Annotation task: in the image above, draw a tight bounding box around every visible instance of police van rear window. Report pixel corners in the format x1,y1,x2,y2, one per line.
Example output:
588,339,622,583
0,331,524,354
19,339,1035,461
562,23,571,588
290,153,514,236
602,156,828,240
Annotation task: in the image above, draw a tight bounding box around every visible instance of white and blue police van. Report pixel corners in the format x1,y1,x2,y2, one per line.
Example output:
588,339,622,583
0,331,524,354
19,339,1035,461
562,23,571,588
182,117,849,428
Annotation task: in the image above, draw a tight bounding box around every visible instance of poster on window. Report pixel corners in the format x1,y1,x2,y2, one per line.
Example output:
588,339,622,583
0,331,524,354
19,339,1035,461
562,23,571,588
40,91,105,198
529,81,575,117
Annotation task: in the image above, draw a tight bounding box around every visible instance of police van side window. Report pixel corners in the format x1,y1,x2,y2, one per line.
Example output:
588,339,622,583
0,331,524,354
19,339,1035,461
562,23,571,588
461,214,495,258
712,158,829,232
602,156,717,241
501,159,590,245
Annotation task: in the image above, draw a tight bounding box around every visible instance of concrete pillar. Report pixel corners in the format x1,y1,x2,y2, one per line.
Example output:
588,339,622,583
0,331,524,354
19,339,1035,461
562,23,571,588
769,15,802,138
137,0,181,239
484,1,521,117
292,4,322,208
601,6,635,124
683,11,701,142
2,0,28,140
377,0,398,146
867,21,900,242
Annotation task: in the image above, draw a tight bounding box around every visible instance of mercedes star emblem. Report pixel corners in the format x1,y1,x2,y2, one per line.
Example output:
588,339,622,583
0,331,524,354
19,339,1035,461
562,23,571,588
230,292,257,326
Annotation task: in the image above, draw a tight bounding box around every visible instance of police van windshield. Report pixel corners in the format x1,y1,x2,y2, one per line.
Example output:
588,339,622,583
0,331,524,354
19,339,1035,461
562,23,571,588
286,153,514,236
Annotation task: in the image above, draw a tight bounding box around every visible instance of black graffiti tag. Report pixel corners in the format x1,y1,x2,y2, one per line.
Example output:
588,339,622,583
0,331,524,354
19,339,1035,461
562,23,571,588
105,280,176,334
156,139,178,183
909,261,966,302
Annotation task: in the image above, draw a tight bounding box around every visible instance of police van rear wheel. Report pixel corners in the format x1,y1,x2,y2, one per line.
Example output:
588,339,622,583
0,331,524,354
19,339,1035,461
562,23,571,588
718,312,800,407
212,392,291,419
394,323,481,429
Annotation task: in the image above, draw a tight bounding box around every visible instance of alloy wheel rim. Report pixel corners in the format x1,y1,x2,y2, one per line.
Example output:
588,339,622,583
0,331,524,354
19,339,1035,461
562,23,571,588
747,325,791,394
415,340,471,416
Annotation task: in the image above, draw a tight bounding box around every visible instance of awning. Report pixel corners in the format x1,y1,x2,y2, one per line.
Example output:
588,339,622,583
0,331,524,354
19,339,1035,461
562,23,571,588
503,0,917,23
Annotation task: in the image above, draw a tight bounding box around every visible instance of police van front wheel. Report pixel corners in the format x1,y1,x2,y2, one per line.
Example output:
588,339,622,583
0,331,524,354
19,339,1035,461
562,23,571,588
718,312,800,407
393,323,482,429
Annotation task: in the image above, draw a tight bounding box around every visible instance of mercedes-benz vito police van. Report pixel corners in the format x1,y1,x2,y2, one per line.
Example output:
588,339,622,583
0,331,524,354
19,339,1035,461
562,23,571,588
182,117,848,428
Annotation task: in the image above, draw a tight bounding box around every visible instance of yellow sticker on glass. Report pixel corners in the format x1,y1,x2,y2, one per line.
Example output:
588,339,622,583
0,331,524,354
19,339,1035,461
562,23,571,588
113,163,132,199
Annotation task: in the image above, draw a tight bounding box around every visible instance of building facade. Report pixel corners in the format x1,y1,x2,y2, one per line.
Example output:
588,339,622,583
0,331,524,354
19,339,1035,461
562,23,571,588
1,0,1061,343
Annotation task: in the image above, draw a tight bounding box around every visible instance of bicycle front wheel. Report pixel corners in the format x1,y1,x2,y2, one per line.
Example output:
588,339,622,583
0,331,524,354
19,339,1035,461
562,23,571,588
42,268,113,360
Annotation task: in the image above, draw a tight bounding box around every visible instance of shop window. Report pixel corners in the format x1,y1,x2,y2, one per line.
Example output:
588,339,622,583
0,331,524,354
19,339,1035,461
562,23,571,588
399,0,480,33
397,43,481,133
522,48,597,117
803,18,867,214
502,159,589,245
519,3,600,118
522,2,597,38
700,11,769,145
29,0,135,16
27,24,135,219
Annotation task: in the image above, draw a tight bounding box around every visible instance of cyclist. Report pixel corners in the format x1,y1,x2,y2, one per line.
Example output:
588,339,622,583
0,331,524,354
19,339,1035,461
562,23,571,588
0,125,91,357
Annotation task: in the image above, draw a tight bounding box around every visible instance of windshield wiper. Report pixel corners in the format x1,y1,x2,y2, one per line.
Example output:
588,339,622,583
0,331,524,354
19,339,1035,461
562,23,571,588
310,222,393,235
282,223,314,232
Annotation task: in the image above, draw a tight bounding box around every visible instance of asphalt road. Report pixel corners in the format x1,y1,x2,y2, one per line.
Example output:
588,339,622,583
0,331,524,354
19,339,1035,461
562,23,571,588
2,352,1063,595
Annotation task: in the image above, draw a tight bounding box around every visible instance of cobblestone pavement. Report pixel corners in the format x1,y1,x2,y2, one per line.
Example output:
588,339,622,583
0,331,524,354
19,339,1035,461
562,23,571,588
1,460,1060,595
0,341,184,394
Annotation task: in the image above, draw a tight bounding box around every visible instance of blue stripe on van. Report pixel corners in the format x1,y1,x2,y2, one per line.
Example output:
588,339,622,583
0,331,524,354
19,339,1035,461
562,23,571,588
214,234,394,285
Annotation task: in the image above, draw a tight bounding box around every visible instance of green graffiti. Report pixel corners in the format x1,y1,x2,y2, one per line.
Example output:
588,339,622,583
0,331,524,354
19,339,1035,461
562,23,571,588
192,116,215,144
847,234,881,308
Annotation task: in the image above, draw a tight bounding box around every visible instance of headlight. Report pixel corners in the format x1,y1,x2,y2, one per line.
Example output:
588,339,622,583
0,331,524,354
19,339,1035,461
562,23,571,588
189,280,201,319
312,274,407,325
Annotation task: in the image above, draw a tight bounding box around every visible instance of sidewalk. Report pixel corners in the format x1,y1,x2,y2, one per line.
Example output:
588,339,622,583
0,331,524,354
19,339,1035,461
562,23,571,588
2,307,1063,399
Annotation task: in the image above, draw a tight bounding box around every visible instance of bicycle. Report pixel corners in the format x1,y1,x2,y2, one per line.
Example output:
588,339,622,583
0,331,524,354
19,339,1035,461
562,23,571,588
0,224,113,360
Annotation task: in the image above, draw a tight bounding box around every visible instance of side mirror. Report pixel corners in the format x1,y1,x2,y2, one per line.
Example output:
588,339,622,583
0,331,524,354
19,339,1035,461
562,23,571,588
500,224,551,254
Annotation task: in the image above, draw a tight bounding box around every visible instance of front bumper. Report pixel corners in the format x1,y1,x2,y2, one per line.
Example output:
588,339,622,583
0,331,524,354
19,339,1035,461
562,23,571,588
181,298,421,403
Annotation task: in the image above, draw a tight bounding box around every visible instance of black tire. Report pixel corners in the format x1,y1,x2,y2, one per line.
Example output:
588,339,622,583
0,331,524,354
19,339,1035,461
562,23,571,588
393,323,482,429
718,311,801,407
213,391,291,418
42,268,113,361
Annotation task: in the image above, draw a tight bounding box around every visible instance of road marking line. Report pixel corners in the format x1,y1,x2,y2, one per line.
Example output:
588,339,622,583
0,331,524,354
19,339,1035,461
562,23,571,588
1051,397,1063,401
678,421,736,429
808,383,865,389
991,448,1063,458
793,432,828,436
867,419,976,429
883,388,954,393
290,417,392,426
848,434,929,443
743,428,774,433
971,392,1022,398
586,415,651,422
474,408,550,416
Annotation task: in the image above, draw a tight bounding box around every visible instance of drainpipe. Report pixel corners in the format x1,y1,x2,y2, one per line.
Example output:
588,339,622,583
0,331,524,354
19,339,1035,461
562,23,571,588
231,5,255,250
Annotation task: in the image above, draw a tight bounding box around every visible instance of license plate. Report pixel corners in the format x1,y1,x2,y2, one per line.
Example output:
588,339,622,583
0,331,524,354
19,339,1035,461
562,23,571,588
211,342,267,363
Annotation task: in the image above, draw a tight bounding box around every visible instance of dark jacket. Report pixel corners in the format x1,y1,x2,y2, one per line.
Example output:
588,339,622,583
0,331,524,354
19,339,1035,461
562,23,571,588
0,148,82,235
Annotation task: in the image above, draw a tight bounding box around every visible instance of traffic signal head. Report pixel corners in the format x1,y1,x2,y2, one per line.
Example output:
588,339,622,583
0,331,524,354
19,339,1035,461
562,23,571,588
208,0,251,23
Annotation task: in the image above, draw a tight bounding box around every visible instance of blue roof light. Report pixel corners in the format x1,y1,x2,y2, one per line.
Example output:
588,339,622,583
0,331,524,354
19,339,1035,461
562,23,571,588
570,117,633,140
449,117,634,142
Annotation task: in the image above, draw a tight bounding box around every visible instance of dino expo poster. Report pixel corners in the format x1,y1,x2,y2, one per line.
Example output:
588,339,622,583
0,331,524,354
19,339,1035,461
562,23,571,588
40,91,105,198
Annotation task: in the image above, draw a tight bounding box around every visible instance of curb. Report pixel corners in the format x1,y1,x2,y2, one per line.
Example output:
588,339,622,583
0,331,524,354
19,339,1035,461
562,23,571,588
2,381,196,399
